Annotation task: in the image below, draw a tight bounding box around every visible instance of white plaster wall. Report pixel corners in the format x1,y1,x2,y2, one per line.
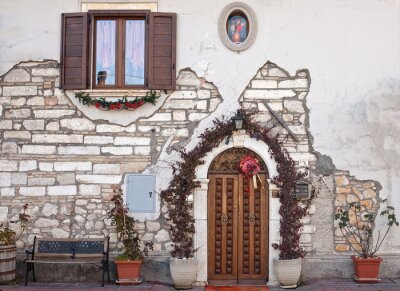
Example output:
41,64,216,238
1,0,399,250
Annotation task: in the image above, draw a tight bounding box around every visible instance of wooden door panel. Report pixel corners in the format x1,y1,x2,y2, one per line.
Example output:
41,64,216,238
208,175,238,280
208,173,268,283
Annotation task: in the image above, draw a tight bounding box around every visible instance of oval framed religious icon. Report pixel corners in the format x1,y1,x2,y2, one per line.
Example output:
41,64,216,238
218,2,257,52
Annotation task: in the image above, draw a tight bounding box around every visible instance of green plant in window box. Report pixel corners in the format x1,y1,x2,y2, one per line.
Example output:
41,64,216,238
108,186,153,284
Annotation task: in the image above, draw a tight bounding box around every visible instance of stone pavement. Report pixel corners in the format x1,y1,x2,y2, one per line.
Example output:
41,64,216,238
0,279,400,291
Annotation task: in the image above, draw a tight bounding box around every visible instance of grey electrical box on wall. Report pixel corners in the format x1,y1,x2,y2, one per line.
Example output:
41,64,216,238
126,174,156,213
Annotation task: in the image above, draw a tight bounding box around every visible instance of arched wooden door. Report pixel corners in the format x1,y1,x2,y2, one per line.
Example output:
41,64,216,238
207,148,269,285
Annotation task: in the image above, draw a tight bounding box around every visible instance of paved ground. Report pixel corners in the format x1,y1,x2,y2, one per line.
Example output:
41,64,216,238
0,279,399,291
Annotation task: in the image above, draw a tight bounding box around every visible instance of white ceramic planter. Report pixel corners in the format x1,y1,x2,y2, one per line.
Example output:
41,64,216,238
273,258,302,289
170,257,197,289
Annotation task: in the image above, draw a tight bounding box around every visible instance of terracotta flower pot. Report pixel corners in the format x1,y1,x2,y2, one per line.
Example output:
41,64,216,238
273,258,302,289
352,256,382,283
115,260,143,285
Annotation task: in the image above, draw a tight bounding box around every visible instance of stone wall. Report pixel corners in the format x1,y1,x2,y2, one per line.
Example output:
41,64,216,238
0,60,222,256
334,170,381,252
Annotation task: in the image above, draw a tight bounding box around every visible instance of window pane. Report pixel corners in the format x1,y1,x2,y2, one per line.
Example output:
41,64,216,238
96,20,116,86
125,20,145,85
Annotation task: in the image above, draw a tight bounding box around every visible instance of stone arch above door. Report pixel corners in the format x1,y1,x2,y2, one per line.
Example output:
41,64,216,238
192,132,280,286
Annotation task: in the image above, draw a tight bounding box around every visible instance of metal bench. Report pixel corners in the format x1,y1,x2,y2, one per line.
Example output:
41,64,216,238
24,236,110,286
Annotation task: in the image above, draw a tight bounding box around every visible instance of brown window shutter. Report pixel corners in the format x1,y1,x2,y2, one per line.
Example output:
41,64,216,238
60,13,89,89
148,12,177,90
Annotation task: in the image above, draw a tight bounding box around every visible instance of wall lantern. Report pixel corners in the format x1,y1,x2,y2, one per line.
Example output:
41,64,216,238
293,180,310,199
231,112,245,130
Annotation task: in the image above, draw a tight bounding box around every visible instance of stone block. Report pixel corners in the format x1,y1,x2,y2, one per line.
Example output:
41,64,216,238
278,79,308,89
3,69,30,82
53,161,91,171
31,68,59,76
60,118,95,131
0,207,8,222
76,175,121,184
19,160,37,171
46,122,60,131
198,90,211,99
196,100,207,110
11,173,27,185
2,142,18,153
176,71,200,87
32,134,83,144
137,126,159,133
163,100,195,109
173,111,186,121
101,147,133,155
3,86,37,96
96,124,125,133
114,137,150,146
335,244,350,252
0,173,11,187
44,97,58,106
22,145,56,155
169,90,197,100
1,188,15,196
39,162,54,171
58,146,100,155
134,146,151,155
363,188,376,199
41,203,58,216
0,120,12,130
28,177,56,186
288,125,306,135
146,113,171,122
11,97,27,106
20,186,46,196
51,228,69,238
155,229,170,242
48,185,77,196
362,181,374,189
251,80,278,89
27,97,45,106
93,164,120,174
146,221,160,232
57,173,75,185
188,113,208,121
243,89,296,99
23,119,45,130
0,160,18,171
33,110,75,118
177,129,189,137
84,136,113,144
5,109,31,119
268,68,289,77
79,184,101,196
284,100,305,113
34,218,59,228
4,131,31,140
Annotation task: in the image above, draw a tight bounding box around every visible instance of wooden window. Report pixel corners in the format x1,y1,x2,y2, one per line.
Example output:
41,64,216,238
60,11,176,90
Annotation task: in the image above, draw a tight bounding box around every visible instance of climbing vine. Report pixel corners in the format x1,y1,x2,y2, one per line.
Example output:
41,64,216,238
161,109,310,259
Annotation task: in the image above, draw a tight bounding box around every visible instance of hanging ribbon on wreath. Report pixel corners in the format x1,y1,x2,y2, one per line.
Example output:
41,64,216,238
239,155,261,193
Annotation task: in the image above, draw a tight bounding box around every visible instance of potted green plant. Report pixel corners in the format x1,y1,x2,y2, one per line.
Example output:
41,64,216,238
108,186,153,285
335,201,399,282
0,204,29,283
